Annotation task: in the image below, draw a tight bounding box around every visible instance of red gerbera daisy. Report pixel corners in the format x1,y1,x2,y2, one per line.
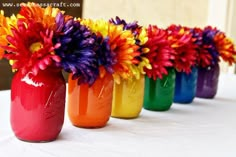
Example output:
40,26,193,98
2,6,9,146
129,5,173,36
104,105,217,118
197,48,213,68
144,25,174,80
191,27,213,68
3,19,61,75
167,25,197,73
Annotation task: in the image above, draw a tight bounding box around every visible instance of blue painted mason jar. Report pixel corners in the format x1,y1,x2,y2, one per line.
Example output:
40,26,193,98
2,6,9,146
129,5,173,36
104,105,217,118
174,67,198,103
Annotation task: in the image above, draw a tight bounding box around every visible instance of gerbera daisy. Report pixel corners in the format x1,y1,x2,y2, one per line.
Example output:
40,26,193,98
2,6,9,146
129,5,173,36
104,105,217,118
144,25,174,80
110,16,151,80
191,27,213,68
0,10,8,59
82,18,139,84
108,24,140,83
19,2,65,30
130,27,151,79
110,16,139,35
81,19,109,37
214,31,236,65
54,13,99,85
167,24,197,73
80,18,116,78
3,19,61,75
201,26,220,66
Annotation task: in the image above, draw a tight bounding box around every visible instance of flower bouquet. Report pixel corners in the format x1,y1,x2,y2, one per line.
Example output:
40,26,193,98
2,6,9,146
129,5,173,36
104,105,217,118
67,16,144,125
194,26,236,98
0,4,67,142
109,16,151,118
166,25,198,104
67,18,115,127
143,25,176,111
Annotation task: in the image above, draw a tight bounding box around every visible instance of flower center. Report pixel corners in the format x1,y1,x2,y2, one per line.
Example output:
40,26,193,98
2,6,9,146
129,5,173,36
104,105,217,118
29,42,43,53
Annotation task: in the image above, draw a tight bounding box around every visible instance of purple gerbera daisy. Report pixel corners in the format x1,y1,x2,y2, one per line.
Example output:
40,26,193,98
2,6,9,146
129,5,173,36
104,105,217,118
110,16,139,35
202,26,220,65
54,13,99,85
93,34,116,76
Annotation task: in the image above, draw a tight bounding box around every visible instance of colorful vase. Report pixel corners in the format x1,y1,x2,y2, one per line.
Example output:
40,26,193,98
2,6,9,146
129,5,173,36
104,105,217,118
10,68,66,142
111,76,144,118
143,68,176,111
174,67,198,103
68,73,113,128
196,64,220,98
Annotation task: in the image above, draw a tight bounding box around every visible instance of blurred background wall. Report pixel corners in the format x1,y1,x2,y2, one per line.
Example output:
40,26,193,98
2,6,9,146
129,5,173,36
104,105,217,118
83,0,209,28
0,0,83,90
83,0,236,74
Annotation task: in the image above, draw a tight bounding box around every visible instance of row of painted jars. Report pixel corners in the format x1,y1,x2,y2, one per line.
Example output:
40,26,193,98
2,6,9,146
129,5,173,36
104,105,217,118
10,64,219,142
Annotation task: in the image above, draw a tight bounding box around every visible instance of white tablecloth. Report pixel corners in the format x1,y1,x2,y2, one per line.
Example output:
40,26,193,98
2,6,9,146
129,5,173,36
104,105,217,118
0,74,236,157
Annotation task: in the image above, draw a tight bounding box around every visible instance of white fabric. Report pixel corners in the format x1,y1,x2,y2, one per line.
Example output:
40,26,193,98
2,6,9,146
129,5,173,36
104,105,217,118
0,74,236,157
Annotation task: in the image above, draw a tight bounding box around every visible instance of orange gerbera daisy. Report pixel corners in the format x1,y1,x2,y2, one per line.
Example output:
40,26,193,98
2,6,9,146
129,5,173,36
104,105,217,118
214,32,236,65
110,16,151,80
0,10,8,59
167,25,197,73
81,19,140,84
19,2,64,30
108,24,139,83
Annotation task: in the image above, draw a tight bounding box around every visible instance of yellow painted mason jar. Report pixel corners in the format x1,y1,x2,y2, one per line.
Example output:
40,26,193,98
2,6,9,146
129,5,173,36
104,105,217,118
111,75,144,119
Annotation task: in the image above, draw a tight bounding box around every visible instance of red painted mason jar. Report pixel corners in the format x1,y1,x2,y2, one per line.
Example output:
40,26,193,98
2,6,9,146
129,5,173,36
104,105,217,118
10,68,66,142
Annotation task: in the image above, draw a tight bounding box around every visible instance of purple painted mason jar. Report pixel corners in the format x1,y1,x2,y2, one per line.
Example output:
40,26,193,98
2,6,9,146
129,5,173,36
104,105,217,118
196,64,220,98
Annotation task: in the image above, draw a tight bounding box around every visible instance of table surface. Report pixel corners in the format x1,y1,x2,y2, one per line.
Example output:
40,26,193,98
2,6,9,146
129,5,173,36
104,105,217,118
0,74,236,157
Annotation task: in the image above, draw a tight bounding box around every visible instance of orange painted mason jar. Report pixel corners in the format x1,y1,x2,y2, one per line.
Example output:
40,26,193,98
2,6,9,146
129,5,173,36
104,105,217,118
111,76,144,119
68,73,114,128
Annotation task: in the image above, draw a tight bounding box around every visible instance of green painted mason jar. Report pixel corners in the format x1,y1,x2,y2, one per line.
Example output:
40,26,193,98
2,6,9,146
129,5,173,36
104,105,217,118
143,68,176,111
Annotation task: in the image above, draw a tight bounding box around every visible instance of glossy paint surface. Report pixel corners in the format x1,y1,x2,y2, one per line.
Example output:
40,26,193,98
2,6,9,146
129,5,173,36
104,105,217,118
144,69,176,111
112,76,144,118
68,74,113,128
11,69,66,142
196,64,220,98
174,67,198,104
